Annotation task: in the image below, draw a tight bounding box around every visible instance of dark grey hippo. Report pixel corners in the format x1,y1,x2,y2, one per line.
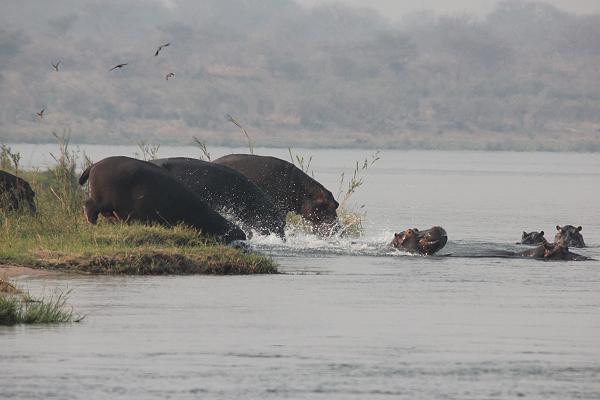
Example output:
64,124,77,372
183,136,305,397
555,225,585,248
390,226,448,255
518,242,588,261
78,156,246,244
214,154,339,232
453,242,590,261
518,231,547,245
0,170,36,213
151,157,285,239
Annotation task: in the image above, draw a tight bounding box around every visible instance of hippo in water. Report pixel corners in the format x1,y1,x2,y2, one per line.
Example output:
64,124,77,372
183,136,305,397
0,170,36,213
151,157,286,239
214,154,339,233
554,225,585,248
391,226,448,255
454,242,590,261
518,242,588,261
517,231,547,245
78,156,246,244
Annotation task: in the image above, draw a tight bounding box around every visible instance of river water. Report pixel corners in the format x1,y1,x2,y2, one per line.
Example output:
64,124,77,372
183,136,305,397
2,145,600,399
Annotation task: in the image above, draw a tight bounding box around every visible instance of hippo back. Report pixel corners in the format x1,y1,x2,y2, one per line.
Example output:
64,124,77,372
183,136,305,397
0,170,36,213
151,157,285,238
214,154,339,225
519,242,588,261
81,156,245,243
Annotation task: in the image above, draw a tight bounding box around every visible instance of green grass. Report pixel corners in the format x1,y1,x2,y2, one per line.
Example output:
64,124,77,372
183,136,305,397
0,167,277,275
0,278,81,326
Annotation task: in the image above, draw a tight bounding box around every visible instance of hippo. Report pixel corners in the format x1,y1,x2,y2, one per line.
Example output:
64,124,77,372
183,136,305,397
78,156,246,243
450,242,590,261
391,226,448,255
0,170,36,213
518,242,588,261
517,231,547,245
555,225,585,248
150,157,285,239
213,154,339,233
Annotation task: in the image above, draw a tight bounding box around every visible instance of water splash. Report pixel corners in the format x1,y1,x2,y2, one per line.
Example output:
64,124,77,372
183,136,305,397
247,228,412,258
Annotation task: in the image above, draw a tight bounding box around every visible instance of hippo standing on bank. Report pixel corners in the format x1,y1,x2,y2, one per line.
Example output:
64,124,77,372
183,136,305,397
0,170,36,213
391,226,448,255
78,156,245,243
555,225,585,248
150,157,285,238
517,231,547,245
214,154,339,231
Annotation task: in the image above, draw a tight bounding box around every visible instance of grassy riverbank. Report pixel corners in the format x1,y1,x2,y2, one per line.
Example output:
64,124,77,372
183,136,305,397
0,278,82,325
0,144,277,275
0,215,277,275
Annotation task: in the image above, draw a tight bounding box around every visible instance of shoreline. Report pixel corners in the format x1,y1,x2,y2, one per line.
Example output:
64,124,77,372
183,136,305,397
0,264,60,279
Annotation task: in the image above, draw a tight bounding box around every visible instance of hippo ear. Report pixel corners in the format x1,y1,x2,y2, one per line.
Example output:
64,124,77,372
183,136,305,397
577,226,582,232
522,231,527,237
556,225,561,231
394,233,401,238
539,231,544,236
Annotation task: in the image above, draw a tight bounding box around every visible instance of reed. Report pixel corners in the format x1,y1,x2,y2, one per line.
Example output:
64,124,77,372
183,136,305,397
135,140,161,161
226,114,255,154
286,149,380,237
193,136,212,161
0,278,82,326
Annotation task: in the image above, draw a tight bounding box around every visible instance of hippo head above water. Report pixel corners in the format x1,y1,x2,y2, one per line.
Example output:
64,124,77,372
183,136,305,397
519,231,547,245
391,226,448,255
555,225,585,248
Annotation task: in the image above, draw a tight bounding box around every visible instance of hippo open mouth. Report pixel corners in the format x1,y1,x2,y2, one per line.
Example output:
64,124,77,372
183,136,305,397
391,226,448,255
419,235,448,254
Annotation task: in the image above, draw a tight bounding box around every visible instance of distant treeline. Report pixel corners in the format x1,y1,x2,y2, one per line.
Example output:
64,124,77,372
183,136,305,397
0,0,599,150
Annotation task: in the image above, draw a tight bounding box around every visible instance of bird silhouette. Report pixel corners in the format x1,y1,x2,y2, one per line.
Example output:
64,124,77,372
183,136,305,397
36,108,45,119
51,61,61,71
109,63,128,71
154,43,170,56
165,72,175,80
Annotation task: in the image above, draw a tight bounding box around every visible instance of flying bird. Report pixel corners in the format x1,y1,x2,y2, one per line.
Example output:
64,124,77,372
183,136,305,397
109,63,128,71
51,61,61,71
165,72,175,80
36,108,45,119
154,42,170,56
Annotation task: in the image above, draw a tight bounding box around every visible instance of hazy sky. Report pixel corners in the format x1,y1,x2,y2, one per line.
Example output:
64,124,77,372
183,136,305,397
298,0,600,19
